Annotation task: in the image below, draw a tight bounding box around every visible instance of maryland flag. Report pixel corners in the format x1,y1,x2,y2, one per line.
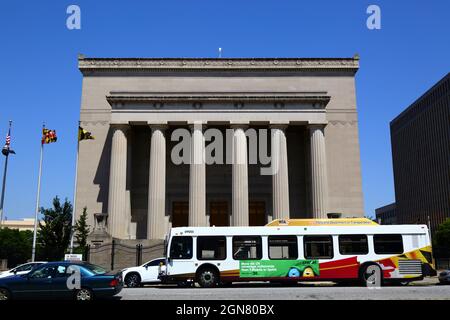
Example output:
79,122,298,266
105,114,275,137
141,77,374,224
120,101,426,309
78,126,95,141
42,128,57,144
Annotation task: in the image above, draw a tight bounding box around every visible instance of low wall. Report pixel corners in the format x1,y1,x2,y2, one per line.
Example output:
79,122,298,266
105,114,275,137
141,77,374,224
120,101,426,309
87,239,165,272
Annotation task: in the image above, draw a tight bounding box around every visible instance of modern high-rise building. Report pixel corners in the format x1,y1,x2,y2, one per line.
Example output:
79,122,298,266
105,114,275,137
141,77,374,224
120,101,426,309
375,203,397,225
76,56,364,240
390,73,450,234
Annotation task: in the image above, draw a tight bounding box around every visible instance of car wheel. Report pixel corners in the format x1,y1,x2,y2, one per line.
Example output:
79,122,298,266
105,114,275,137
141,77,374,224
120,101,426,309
0,288,11,301
75,288,94,301
125,273,141,288
360,263,383,287
197,268,219,288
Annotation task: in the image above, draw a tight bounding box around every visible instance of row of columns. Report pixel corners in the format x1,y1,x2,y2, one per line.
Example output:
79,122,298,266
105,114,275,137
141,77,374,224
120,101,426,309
107,123,329,239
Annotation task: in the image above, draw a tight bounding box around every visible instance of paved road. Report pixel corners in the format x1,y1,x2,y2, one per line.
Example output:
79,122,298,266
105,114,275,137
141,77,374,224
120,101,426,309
118,279,450,300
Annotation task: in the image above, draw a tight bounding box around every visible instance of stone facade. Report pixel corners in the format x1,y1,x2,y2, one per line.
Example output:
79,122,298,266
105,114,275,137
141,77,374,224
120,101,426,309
76,56,364,240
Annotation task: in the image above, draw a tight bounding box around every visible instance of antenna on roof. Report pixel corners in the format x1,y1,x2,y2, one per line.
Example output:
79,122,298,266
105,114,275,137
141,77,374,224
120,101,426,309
218,47,222,58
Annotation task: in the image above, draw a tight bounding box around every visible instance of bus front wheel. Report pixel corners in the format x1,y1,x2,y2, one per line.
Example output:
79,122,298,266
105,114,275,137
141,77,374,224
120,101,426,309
197,267,219,288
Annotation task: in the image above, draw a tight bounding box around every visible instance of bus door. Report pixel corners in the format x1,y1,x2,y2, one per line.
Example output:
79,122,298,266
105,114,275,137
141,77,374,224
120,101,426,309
168,236,196,280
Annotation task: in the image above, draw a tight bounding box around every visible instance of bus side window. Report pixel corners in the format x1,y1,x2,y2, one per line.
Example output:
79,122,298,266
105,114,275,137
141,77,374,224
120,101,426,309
338,235,369,255
169,236,193,259
373,234,403,254
268,235,298,259
197,236,227,260
232,236,262,260
304,235,334,259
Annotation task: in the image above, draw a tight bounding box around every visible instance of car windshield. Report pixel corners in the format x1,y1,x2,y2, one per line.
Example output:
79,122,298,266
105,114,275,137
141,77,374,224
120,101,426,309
81,263,107,275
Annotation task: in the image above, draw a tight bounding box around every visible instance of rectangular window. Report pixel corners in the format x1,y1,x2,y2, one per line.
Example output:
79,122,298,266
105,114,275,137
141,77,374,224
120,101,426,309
304,235,333,259
339,235,369,255
169,236,193,259
232,236,262,260
268,236,298,259
197,236,227,260
374,234,403,254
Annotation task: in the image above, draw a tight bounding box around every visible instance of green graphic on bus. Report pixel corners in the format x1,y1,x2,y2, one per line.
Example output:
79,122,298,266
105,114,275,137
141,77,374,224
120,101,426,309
239,260,320,278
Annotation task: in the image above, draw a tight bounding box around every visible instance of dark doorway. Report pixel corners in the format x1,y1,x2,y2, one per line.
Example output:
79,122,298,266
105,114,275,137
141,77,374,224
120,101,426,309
172,201,188,227
249,201,266,226
209,201,229,226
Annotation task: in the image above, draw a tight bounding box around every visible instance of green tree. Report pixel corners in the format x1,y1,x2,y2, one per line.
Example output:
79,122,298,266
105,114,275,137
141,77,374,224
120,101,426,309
37,196,72,261
0,228,33,267
74,206,90,252
434,218,450,253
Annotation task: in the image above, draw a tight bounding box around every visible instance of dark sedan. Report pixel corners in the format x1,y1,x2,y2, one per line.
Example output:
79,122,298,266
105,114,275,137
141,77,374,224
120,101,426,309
439,270,450,284
0,261,122,300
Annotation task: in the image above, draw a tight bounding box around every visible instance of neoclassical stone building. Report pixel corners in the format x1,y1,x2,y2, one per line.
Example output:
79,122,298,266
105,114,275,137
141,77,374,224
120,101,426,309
76,56,364,240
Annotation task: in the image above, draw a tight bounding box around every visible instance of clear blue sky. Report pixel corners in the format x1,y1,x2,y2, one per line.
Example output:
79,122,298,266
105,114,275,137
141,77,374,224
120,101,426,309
0,0,448,220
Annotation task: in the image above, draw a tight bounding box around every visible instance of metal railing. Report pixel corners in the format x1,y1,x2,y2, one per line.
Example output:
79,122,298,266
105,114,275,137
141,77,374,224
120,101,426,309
84,240,164,271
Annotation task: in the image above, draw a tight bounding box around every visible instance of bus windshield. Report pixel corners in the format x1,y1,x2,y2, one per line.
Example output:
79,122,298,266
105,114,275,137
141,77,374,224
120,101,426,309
169,236,193,259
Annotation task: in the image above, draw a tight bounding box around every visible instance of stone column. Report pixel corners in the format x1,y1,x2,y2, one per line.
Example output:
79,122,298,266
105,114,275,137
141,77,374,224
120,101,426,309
126,131,135,239
107,124,129,239
310,125,329,218
147,124,167,239
231,125,249,226
271,125,290,220
189,123,207,226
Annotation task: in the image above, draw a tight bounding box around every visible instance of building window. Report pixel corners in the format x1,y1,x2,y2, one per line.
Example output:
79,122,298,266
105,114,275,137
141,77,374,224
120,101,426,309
197,236,227,260
233,236,262,260
373,234,403,254
304,235,334,259
169,236,193,259
338,235,369,255
268,236,298,259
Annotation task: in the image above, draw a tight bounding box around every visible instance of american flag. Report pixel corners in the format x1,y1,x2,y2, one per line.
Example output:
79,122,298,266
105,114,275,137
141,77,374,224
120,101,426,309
2,128,15,156
5,133,10,146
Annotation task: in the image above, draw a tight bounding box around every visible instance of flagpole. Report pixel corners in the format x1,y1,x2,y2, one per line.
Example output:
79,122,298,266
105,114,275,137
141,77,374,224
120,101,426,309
0,155,8,227
0,121,12,228
31,124,44,262
69,123,80,254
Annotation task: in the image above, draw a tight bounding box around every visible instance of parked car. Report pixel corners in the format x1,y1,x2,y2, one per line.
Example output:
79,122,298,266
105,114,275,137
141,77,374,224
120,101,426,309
438,270,450,284
0,261,122,300
122,257,165,287
0,262,47,279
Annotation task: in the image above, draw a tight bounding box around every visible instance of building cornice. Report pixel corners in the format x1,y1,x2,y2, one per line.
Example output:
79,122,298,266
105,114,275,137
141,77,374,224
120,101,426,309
78,55,359,75
106,92,331,105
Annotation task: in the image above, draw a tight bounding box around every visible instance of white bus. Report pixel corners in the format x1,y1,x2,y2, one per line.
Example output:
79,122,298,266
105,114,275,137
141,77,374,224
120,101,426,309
159,218,436,287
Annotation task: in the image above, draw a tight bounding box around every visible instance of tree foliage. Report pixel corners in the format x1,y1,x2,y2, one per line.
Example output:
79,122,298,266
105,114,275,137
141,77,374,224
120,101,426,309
37,196,72,261
74,206,90,251
0,228,33,267
434,218,450,255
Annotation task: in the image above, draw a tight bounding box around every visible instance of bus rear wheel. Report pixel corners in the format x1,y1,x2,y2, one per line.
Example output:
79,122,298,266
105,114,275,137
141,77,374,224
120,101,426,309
360,263,383,287
197,268,219,288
